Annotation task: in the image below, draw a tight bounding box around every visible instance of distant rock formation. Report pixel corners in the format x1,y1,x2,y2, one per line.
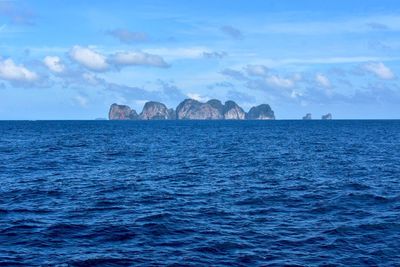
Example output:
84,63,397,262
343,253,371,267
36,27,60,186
246,104,275,120
140,101,175,120
322,113,332,120
176,99,223,120
303,113,312,120
108,103,138,120
108,99,275,120
223,100,246,120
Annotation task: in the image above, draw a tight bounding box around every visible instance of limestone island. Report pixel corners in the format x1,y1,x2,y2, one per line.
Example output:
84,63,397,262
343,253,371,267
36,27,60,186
109,99,275,120
302,113,312,120
321,113,332,120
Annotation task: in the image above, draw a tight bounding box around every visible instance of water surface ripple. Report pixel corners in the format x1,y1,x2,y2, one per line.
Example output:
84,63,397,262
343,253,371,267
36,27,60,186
0,120,399,266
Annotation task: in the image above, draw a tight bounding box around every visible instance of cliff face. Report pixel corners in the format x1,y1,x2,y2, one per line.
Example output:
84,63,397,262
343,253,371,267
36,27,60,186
140,101,175,120
322,113,332,120
207,99,224,114
246,104,275,120
175,99,246,120
303,113,312,120
223,100,246,120
108,99,276,120
176,99,223,120
108,103,138,120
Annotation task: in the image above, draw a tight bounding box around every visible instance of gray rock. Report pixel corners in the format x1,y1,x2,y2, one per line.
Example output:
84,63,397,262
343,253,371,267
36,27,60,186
223,100,246,120
207,99,224,114
303,113,312,120
140,101,175,120
108,103,138,120
176,99,223,120
246,104,275,120
322,113,332,120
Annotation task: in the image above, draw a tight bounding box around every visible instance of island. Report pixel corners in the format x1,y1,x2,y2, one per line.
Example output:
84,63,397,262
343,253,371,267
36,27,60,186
302,113,312,120
321,113,332,120
108,99,275,120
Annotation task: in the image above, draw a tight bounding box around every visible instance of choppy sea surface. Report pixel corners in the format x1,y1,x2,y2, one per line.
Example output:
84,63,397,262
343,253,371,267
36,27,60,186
0,120,399,266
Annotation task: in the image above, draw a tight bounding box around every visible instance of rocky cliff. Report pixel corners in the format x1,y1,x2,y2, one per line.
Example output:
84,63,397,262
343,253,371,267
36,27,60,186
108,103,138,120
176,99,223,120
140,101,175,120
223,100,246,120
108,99,275,120
207,99,224,115
246,104,275,120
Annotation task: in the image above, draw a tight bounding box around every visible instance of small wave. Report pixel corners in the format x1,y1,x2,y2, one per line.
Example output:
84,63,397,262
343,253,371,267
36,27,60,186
193,241,252,255
345,192,397,204
0,208,53,214
140,223,171,236
44,223,88,238
136,212,172,222
1,224,39,235
235,197,266,206
68,257,134,267
93,225,137,242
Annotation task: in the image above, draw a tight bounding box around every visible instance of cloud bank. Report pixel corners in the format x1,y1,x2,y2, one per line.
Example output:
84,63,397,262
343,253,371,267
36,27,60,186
0,59,38,82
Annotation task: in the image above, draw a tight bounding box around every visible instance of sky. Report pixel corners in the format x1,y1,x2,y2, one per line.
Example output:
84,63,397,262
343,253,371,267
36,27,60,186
1,0,400,119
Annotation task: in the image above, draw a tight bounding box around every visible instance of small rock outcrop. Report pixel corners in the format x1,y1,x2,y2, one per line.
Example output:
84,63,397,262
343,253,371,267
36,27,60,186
246,104,275,120
140,101,175,120
322,113,332,120
223,100,246,120
176,99,223,120
303,113,312,120
108,103,138,120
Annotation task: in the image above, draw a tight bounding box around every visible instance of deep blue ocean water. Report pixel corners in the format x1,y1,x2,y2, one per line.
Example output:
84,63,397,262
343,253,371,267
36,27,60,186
0,120,399,266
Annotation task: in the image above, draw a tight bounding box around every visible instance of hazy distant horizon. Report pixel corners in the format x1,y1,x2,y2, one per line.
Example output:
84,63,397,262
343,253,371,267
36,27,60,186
1,0,400,119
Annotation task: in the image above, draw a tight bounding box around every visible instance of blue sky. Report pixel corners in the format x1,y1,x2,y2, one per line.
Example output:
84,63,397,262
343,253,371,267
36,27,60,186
1,0,400,119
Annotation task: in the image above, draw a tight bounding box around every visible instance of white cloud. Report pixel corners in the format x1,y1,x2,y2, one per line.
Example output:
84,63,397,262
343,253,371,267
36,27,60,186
187,93,208,102
0,58,38,82
363,62,395,80
266,75,295,88
246,64,269,77
315,73,331,87
43,56,65,73
111,51,169,68
69,46,108,71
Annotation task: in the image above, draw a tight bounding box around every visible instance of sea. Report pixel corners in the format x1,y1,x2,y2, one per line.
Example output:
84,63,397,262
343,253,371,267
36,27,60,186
0,120,399,266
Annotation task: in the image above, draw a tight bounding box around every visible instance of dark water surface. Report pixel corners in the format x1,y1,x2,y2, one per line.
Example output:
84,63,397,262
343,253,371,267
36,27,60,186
0,120,399,266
